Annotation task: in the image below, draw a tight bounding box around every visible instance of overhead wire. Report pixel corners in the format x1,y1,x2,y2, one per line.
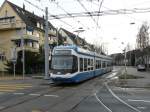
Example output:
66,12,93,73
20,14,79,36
96,0,104,29
24,0,74,28
48,7,150,19
51,1,91,31
92,2,144,23
76,0,101,29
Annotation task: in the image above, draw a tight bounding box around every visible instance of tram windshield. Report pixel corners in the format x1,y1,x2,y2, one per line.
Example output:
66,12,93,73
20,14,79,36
51,55,78,74
51,56,73,69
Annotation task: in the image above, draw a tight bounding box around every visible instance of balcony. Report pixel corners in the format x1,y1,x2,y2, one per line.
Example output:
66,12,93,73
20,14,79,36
0,16,22,30
16,46,39,52
11,34,39,42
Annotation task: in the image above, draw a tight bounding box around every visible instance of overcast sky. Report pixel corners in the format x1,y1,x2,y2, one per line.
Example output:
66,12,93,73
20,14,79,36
1,0,150,54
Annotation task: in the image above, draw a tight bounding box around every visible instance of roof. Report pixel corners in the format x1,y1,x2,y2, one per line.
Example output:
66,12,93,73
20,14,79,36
59,28,86,45
53,45,112,60
60,28,76,42
6,1,55,30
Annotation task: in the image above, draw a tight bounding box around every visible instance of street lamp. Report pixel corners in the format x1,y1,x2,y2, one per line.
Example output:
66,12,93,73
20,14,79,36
74,27,85,36
73,27,85,46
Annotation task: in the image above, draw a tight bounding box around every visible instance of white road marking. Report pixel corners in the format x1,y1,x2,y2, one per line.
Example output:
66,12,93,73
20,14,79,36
106,72,117,79
44,94,59,97
29,94,40,96
0,92,59,98
128,99,150,103
137,107,147,110
13,92,25,95
105,83,141,112
94,93,112,112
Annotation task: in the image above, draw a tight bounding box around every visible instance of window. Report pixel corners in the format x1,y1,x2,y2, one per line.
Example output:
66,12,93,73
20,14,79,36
37,22,40,28
0,54,6,61
91,59,93,70
27,30,33,35
80,58,83,71
88,59,90,70
84,58,87,71
99,60,101,68
26,42,32,47
51,55,78,74
106,62,108,68
41,24,43,29
96,60,98,69
36,33,40,38
102,61,105,68
97,60,100,69
5,10,8,17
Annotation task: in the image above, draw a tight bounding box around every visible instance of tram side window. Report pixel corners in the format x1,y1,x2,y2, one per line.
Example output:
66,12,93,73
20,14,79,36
91,59,93,70
84,58,87,71
80,58,83,71
88,59,90,70
72,56,78,73
97,60,99,69
96,60,98,69
107,62,109,67
99,60,101,69
102,61,105,68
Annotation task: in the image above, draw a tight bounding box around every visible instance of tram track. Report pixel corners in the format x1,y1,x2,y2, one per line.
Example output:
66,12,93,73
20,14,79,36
0,68,125,112
94,81,141,112
0,77,98,112
0,85,65,111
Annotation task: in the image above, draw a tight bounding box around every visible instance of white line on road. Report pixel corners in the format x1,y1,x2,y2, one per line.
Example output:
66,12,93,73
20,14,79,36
137,107,147,110
105,83,141,112
94,93,112,112
0,92,59,98
29,93,40,96
13,92,25,95
128,99,150,103
44,94,59,97
106,72,117,79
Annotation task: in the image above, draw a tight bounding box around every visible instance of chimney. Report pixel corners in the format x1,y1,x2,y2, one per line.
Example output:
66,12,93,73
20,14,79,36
23,3,25,10
43,15,44,19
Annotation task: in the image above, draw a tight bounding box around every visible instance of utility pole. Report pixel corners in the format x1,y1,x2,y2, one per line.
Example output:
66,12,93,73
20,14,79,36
56,28,59,46
21,21,25,79
44,7,50,79
124,48,127,82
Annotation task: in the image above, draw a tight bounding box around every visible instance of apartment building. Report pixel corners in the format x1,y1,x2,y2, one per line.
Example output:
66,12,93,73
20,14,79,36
0,0,56,71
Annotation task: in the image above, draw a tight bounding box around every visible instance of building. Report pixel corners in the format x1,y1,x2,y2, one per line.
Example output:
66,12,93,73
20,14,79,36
58,28,92,50
0,0,56,71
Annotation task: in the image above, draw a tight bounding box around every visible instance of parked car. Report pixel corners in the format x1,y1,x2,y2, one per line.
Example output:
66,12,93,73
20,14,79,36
137,64,146,71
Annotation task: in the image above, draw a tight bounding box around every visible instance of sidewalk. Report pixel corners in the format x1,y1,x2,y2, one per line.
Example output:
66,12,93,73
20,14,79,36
114,67,150,88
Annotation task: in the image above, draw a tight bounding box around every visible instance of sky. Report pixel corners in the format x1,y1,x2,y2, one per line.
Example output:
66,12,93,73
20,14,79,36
1,0,150,54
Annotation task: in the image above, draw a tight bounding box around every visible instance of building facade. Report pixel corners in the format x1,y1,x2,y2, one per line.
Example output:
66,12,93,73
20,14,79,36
0,0,56,71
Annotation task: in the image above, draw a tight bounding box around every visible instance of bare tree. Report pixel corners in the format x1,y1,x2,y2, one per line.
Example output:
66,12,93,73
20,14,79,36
136,22,149,49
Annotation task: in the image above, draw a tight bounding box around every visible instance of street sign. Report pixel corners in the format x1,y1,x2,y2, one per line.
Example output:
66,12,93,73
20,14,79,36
11,47,17,62
10,47,17,78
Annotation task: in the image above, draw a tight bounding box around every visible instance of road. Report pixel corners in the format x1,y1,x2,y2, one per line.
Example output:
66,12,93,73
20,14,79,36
0,67,150,112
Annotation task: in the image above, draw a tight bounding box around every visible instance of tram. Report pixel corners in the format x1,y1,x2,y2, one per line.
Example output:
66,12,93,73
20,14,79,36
50,45,112,83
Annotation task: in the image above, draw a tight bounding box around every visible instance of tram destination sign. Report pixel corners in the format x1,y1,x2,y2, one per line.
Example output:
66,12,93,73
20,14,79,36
54,50,71,55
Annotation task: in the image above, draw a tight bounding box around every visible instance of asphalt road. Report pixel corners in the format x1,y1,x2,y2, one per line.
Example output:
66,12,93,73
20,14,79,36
0,67,150,112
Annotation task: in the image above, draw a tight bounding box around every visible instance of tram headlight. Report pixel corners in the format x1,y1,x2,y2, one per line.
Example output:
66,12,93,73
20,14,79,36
66,73,71,75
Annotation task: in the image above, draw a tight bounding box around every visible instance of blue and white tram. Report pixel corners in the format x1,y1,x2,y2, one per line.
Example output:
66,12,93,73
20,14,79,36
50,45,112,83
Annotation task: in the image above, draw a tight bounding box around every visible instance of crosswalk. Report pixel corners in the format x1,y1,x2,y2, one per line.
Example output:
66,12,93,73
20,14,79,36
0,84,32,92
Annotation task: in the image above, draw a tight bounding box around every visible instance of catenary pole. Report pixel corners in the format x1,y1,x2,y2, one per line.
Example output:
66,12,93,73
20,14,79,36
44,7,50,79
21,21,25,79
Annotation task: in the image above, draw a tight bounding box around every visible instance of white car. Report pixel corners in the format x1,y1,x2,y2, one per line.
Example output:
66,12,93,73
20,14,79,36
137,64,146,71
